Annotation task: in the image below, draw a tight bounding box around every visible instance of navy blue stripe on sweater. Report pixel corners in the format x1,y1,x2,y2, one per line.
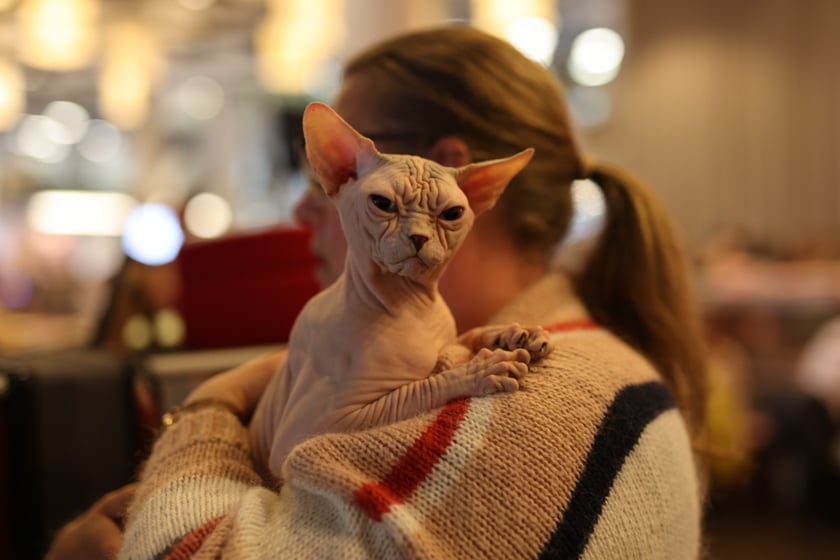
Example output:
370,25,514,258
538,381,676,559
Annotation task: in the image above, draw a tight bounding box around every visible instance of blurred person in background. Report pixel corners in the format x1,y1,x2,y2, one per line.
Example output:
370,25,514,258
49,25,710,559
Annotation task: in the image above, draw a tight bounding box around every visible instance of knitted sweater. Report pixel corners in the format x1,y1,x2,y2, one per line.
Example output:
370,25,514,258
119,274,702,559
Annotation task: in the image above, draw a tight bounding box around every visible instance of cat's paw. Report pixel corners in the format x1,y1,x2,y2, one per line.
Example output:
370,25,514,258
483,323,553,361
465,347,531,395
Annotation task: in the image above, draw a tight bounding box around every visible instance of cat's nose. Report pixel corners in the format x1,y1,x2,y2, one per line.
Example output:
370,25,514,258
409,234,428,251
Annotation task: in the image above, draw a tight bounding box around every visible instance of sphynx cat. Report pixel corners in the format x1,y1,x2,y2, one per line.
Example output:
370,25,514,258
250,102,553,480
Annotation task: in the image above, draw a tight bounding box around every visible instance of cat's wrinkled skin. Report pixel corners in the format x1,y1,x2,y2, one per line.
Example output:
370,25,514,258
249,102,552,480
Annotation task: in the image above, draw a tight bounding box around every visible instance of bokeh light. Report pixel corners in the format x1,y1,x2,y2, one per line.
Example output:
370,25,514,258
123,313,152,349
506,16,559,66
0,58,24,131
121,203,185,265
154,308,185,347
15,114,70,162
18,0,100,71
99,19,164,130
255,0,345,95
176,75,225,121
42,100,90,144
568,27,625,86
184,192,232,239
77,119,123,163
567,178,606,240
27,190,137,236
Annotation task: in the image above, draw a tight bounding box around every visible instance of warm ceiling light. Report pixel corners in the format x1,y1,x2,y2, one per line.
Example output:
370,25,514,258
506,16,559,66
471,0,559,38
99,19,165,130
568,28,625,87
255,0,345,95
18,0,100,71
0,58,24,130
27,190,137,236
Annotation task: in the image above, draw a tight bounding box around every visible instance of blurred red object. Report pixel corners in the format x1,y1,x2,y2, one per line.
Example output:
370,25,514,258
176,226,320,349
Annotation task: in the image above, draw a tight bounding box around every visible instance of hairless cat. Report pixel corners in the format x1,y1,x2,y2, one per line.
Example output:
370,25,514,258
249,102,553,480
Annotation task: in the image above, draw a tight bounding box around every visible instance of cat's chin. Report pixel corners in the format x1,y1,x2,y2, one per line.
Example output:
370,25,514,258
385,256,436,280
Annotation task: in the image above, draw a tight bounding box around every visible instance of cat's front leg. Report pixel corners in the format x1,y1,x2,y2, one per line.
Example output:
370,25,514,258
433,343,473,373
458,323,553,361
333,347,531,430
438,346,531,396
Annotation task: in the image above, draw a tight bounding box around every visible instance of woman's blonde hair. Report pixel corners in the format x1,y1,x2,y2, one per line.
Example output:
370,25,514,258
344,25,708,437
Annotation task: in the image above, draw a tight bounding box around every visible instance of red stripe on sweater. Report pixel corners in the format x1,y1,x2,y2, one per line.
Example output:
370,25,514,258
161,515,224,560
544,319,600,333
353,398,471,521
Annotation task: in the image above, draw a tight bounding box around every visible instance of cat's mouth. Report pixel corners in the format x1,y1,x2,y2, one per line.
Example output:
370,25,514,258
385,254,436,277
380,240,445,277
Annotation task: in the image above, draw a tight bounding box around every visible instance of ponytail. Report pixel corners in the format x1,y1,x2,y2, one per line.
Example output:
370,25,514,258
576,162,709,439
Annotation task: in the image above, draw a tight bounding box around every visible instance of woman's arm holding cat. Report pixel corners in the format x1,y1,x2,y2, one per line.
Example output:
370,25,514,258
184,348,287,412
120,350,286,559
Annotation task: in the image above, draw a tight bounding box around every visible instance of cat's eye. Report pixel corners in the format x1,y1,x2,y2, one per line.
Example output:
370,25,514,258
370,194,397,212
440,206,465,221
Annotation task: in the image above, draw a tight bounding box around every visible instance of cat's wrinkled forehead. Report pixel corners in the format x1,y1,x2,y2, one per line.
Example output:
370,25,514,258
370,154,462,203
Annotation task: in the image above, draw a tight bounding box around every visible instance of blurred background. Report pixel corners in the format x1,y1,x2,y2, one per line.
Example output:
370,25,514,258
0,0,838,558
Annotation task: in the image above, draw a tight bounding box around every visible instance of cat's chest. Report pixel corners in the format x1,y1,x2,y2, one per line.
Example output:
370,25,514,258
297,289,453,382
325,305,452,380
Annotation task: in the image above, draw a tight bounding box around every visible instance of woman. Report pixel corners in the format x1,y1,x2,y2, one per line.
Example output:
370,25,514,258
59,25,709,559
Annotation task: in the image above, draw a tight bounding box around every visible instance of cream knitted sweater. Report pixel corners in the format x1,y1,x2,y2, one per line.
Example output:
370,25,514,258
120,274,702,559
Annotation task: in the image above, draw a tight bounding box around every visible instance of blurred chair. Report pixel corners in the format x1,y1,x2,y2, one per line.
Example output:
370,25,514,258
0,349,137,560
176,225,319,349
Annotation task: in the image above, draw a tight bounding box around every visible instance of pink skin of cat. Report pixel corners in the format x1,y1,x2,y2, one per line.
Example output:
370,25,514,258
249,102,553,480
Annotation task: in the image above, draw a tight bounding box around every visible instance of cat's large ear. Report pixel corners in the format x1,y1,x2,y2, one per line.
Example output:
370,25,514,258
302,102,381,196
455,148,535,216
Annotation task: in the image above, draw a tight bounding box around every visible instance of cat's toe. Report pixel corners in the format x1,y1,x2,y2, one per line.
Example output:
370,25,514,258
525,328,553,360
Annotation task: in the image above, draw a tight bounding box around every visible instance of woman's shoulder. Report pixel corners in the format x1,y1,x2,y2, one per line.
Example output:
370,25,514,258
509,326,692,497
537,322,663,393
489,326,701,556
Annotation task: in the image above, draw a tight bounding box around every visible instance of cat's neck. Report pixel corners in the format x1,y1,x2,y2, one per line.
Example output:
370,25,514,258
343,251,441,316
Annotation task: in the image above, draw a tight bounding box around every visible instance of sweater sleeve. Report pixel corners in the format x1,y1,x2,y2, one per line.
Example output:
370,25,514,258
118,406,404,560
119,407,261,560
